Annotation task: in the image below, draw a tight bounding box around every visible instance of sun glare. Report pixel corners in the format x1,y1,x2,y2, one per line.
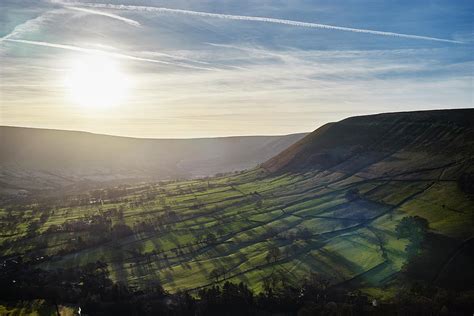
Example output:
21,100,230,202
65,55,129,108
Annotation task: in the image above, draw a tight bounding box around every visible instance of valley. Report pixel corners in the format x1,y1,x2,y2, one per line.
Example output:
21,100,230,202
2,109,473,301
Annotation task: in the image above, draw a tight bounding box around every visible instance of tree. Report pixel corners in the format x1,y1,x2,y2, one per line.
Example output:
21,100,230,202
301,272,331,304
265,246,281,264
205,233,217,245
209,268,221,282
111,223,133,238
395,216,429,257
290,241,304,256
216,228,225,237
80,261,112,297
396,216,428,241
458,172,474,196
209,267,226,283
262,271,289,296
296,227,312,240
26,220,40,237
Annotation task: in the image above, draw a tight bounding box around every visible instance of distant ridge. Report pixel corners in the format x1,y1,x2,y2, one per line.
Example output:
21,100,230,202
0,126,307,192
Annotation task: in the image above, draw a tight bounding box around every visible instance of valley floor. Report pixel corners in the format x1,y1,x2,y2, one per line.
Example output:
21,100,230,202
2,156,473,298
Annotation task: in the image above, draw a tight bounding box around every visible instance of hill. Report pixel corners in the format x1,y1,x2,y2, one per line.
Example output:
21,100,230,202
1,109,473,306
263,109,474,174
0,126,307,193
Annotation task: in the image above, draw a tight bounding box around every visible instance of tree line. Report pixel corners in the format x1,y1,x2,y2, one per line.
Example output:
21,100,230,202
1,258,473,315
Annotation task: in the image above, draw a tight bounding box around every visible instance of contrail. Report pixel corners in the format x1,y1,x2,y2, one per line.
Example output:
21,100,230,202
0,11,63,42
68,6,141,27
2,39,216,71
76,3,463,44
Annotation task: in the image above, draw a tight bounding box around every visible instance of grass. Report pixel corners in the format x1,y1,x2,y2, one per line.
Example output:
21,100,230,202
0,300,76,316
2,164,473,296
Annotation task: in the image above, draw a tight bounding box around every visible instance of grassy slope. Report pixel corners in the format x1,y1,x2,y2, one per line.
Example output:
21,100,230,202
1,163,472,296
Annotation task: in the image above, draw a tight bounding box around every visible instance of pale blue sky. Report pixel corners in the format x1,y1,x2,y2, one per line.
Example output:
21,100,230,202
1,0,473,137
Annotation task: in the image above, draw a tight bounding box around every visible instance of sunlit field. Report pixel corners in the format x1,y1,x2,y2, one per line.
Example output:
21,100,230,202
3,158,472,295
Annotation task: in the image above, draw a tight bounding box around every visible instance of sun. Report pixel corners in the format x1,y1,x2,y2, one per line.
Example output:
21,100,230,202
65,55,129,108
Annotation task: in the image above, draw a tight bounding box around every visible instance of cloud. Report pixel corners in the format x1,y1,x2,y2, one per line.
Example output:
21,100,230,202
139,51,212,66
67,6,141,27
2,38,217,71
73,2,463,44
122,46,473,120
2,44,471,137
0,10,64,42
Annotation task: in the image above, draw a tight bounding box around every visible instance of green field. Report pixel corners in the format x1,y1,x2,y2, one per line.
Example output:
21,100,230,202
2,158,473,297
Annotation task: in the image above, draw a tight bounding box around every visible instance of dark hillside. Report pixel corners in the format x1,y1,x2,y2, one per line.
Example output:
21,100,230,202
263,109,474,177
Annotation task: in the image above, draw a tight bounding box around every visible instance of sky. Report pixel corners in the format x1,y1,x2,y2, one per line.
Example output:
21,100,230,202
0,0,473,138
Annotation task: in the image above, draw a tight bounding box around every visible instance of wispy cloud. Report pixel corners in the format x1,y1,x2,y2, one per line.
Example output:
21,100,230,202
74,3,463,44
2,38,217,71
0,10,64,42
139,51,211,66
67,6,140,27
2,44,471,137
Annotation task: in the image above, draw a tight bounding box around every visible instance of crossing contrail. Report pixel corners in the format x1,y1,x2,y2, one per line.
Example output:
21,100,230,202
0,11,62,42
68,6,141,27
2,38,217,71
